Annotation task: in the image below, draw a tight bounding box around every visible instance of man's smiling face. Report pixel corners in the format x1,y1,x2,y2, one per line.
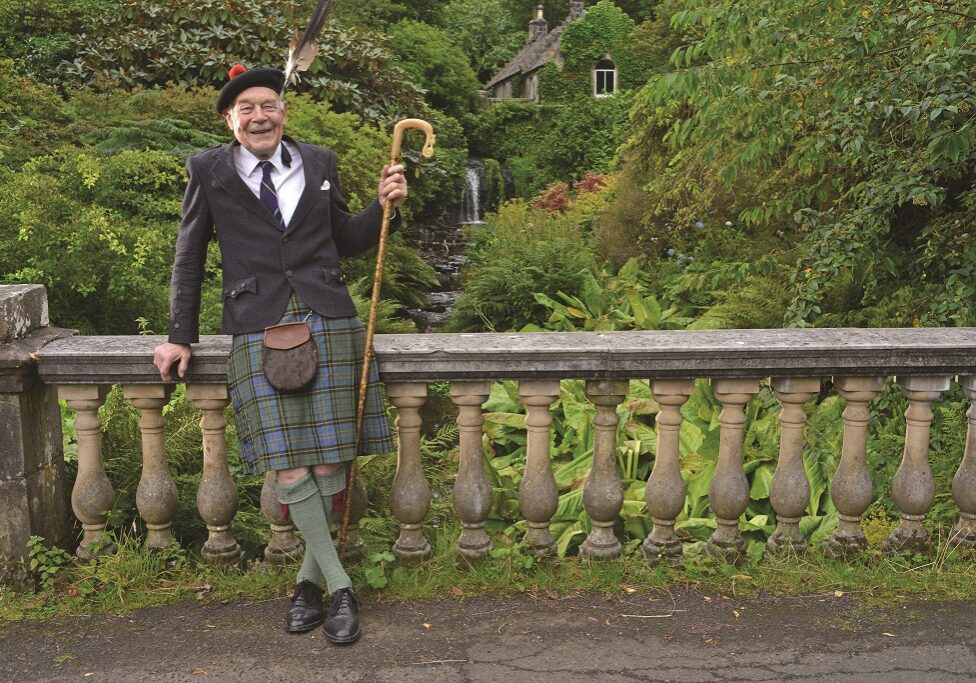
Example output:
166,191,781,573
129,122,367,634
223,86,287,159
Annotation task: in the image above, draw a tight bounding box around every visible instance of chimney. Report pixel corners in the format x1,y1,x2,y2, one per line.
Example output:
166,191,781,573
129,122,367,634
569,0,585,20
528,5,548,41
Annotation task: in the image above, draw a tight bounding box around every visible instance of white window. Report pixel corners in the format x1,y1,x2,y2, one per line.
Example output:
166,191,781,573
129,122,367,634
593,59,616,97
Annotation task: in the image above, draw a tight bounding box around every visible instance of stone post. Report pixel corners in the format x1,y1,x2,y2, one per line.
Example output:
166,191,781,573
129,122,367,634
768,377,820,551
450,381,492,561
387,382,433,562
642,378,695,562
580,380,628,560
951,375,976,546
186,384,242,565
0,285,73,584
884,375,950,554
707,378,760,562
123,384,178,550
824,376,884,557
518,379,561,557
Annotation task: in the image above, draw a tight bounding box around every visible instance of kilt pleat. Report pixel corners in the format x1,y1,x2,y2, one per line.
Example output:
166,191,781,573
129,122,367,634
227,291,396,474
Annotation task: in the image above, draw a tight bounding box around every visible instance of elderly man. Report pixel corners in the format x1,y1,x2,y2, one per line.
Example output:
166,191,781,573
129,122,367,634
153,65,406,645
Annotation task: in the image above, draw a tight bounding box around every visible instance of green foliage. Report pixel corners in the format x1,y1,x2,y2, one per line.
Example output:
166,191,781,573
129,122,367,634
332,0,445,27
539,0,647,100
471,95,630,197
443,0,526,82
0,148,183,334
83,119,225,158
0,0,113,84
27,536,73,591
626,0,976,326
534,92,632,179
529,257,691,332
0,61,76,169
344,233,440,313
65,0,425,124
386,21,483,121
449,198,601,331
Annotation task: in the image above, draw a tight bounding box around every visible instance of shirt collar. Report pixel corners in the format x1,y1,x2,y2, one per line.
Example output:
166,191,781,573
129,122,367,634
237,141,292,176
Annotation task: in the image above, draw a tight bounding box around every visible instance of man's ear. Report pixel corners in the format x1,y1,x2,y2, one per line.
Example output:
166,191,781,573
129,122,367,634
222,111,233,130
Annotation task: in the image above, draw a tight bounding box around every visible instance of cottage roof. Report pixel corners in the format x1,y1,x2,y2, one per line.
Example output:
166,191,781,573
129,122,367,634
486,15,576,89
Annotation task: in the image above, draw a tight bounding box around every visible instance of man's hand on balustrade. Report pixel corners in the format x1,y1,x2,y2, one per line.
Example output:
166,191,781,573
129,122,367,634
153,342,192,382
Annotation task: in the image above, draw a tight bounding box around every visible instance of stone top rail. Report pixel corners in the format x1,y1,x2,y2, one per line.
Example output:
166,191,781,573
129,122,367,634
34,328,976,384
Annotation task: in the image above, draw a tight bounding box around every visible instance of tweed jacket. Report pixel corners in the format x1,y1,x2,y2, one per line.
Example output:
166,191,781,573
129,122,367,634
167,135,400,344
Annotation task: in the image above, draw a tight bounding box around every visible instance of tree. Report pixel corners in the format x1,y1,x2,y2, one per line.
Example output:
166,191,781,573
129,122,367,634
385,21,483,120
624,0,976,327
443,0,525,82
64,0,425,124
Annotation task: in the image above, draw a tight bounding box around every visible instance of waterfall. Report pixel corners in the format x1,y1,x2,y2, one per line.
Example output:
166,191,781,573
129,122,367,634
458,159,486,224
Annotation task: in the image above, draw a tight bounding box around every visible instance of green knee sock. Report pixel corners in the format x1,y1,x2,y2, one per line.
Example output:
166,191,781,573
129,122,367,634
277,474,352,594
292,469,349,586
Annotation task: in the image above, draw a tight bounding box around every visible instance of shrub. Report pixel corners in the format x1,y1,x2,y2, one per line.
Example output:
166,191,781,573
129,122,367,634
0,148,183,334
449,198,603,331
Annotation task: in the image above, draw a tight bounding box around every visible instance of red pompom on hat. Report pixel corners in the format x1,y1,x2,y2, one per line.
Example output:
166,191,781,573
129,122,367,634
215,65,284,113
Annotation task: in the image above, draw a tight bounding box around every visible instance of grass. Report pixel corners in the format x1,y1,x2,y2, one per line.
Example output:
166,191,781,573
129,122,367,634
4,516,976,623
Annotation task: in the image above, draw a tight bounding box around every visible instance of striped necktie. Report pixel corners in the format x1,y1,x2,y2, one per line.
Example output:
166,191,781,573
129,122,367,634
258,160,285,229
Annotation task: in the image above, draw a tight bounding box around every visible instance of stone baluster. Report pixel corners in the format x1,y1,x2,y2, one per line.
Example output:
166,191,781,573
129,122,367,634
60,386,115,559
642,379,695,561
951,375,976,546
387,383,432,562
824,376,885,557
580,380,629,560
707,378,760,562
884,375,950,554
768,377,820,551
451,381,492,560
260,472,303,564
186,384,242,565
123,385,178,549
518,380,561,557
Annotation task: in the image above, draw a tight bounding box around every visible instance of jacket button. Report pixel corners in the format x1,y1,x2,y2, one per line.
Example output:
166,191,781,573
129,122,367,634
239,281,246,288
174,323,181,329
230,290,237,297
286,269,294,277
175,308,182,314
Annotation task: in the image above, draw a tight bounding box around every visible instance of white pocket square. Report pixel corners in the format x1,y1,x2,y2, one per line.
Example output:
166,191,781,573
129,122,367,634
320,180,331,191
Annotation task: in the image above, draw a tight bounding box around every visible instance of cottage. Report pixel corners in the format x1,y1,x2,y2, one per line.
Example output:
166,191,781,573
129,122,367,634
487,0,639,103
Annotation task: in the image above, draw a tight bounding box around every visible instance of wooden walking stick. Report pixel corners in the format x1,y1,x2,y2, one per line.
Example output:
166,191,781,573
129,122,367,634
338,119,435,560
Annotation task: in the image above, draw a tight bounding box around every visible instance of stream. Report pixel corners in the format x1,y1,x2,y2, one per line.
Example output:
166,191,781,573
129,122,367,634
404,158,487,330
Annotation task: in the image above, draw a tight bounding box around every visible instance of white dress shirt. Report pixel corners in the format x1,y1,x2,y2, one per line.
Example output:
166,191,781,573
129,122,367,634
233,141,304,228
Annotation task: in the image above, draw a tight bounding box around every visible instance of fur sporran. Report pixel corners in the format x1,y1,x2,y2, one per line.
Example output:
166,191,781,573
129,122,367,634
262,321,318,393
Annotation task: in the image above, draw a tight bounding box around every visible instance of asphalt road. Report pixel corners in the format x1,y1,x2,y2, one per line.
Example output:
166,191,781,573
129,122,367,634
1,590,974,682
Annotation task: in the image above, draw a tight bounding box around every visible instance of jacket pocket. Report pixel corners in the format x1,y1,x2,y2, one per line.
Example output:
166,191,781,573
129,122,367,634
223,275,257,299
321,267,346,284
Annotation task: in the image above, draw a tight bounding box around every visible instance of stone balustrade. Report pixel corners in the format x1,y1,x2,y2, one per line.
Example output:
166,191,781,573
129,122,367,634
6,325,967,571
3,280,976,577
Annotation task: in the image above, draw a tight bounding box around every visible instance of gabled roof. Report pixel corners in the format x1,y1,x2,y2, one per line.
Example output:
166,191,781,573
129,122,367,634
485,22,569,89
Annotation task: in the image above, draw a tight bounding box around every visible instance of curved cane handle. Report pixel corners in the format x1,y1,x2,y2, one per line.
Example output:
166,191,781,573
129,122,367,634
390,118,436,164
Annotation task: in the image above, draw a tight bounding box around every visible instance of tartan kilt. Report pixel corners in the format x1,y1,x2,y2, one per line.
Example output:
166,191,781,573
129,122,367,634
227,291,396,475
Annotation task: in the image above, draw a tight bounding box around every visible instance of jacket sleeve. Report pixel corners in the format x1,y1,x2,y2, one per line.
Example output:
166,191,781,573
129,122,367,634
327,150,401,258
168,156,214,344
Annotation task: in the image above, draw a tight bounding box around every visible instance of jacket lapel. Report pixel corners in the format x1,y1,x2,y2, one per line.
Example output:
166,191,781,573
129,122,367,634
286,139,322,232
209,142,282,232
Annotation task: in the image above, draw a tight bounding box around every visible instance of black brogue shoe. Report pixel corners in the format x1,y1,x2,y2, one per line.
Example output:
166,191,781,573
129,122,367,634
285,580,324,634
322,587,361,644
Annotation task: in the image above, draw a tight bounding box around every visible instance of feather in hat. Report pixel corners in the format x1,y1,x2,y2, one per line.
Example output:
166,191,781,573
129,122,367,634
283,0,334,89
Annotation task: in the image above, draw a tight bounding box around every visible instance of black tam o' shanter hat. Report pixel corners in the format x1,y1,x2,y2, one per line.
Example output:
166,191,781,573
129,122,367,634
216,65,285,114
